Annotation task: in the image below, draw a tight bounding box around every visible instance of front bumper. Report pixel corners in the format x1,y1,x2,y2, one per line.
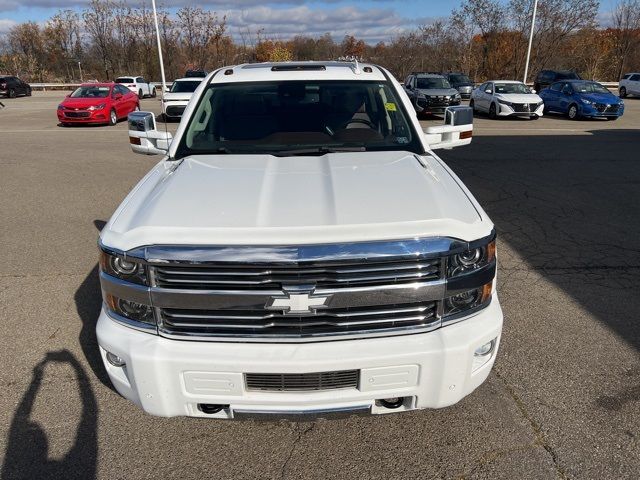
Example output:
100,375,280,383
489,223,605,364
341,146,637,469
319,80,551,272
497,103,544,118
416,97,461,113
97,298,503,418
162,100,188,118
57,109,109,124
581,104,624,118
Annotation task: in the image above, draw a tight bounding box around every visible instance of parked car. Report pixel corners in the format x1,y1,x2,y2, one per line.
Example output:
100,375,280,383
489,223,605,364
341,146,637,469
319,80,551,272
161,77,203,120
97,61,502,419
470,80,543,119
0,75,31,98
57,83,139,126
619,72,640,98
533,70,581,94
115,76,156,98
403,73,461,115
539,80,624,120
443,72,474,99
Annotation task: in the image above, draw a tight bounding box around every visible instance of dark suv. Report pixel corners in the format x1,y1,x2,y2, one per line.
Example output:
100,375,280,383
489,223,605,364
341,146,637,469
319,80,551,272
0,76,32,98
403,73,461,115
443,73,475,99
534,70,581,93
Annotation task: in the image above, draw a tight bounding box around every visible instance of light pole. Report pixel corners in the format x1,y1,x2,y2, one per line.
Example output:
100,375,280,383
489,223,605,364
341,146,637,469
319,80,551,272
523,0,538,85
151,0,167,97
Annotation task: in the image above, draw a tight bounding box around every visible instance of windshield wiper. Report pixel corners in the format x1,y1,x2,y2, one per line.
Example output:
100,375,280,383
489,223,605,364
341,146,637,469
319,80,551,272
270,146,366,157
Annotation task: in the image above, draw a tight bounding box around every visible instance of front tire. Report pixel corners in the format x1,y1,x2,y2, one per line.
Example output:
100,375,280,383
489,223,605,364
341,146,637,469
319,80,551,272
109,109,117,126
530,115,539,120
606,117,618,121
151,88,156,98
489,102,497,119
469,99,476,113
567,104,579,120
138,89,143,98
8,88,16,98
26,88,32,97
619,87,627,98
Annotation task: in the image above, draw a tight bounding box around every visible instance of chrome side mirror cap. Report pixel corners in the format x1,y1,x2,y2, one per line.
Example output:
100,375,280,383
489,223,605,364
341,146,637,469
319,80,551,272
423,106,473,150
128,111,172,156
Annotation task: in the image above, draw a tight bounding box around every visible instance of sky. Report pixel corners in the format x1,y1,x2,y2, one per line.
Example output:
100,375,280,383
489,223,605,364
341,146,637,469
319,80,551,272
0,0,617,43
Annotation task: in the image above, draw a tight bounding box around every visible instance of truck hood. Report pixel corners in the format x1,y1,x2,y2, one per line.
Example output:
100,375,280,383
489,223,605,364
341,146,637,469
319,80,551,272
103,151,489,250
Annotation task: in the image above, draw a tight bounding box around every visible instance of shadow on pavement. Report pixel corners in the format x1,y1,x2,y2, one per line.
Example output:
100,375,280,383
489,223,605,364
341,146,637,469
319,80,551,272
74,220,114,390
440,128,640,405
1,350,98,480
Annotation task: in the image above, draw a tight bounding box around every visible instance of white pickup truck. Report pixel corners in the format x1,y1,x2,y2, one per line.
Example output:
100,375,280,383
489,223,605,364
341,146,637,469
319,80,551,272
97,61,503,419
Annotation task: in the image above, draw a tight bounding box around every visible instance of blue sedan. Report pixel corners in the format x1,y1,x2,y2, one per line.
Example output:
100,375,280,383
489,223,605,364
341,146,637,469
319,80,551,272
539,80,624,120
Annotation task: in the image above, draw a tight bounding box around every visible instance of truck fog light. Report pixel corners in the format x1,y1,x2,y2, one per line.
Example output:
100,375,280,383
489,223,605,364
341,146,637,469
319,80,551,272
106,351,126,367
472,339,496,372
474,339,496,357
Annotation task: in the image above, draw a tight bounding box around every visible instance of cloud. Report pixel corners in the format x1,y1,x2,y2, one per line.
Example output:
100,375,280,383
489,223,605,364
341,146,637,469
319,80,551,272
0,0,394,13
0,17,17,34
224,5,416,42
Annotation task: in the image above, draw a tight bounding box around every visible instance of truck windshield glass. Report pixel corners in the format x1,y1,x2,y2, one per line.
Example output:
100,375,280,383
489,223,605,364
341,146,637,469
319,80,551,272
494,83,529,94
177,80,422,157
416,78,451,89
171,80,201,93
70,86,110,98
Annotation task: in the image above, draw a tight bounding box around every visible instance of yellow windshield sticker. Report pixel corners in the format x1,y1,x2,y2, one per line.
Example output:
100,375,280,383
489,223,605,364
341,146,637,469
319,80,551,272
384,102,397,111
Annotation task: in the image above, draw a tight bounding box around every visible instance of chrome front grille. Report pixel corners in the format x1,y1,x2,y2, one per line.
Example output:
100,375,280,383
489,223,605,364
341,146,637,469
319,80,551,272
160,301,438,338
245,370,359,392
155,257,441,290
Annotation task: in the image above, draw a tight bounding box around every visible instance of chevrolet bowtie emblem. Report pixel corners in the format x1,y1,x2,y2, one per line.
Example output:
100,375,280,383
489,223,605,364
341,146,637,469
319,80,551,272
267,288,329,314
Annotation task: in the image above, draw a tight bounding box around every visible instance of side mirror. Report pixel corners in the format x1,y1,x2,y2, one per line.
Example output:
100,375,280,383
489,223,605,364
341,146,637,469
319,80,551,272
128,111,172,156
485,89,492,94
114,93,123,100
423,106,473,150
530,89,537,94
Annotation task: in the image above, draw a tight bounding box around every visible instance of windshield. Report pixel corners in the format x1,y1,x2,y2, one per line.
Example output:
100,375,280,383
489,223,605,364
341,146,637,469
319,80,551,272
176,80,421,158
171,80,201,93
494,83,529,94
573,81,609,94
450,74,471,84
416,77,451,89
70,86,110,98
115,77,134,84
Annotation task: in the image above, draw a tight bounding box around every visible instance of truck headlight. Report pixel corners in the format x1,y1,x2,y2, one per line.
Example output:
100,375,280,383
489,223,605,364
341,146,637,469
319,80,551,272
88,103,106,111
443,282,493,318
497,99,512,106
580,98,593,105
447,240,496,277
99,250,148,285
105,293,155,325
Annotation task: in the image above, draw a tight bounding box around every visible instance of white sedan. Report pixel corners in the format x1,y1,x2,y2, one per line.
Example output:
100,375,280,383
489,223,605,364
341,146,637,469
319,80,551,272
161,77,203,120
470,80,544,119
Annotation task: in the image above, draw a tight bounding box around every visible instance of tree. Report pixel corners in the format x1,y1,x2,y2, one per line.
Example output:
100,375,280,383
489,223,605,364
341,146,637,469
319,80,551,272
611,0,640,78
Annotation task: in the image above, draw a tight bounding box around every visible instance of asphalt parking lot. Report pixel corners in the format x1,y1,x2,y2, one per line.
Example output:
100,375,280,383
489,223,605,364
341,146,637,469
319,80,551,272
1,91,639,479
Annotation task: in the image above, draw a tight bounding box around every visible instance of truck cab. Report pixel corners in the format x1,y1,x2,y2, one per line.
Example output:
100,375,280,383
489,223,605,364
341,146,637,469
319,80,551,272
97,61,502,419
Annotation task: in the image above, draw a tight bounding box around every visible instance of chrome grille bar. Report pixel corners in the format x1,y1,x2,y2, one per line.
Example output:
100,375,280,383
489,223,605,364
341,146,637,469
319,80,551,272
155,258,441,290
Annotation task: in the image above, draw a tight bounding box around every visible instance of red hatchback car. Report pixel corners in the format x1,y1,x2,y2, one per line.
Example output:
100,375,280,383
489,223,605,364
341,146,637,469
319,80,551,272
57,83,139,126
